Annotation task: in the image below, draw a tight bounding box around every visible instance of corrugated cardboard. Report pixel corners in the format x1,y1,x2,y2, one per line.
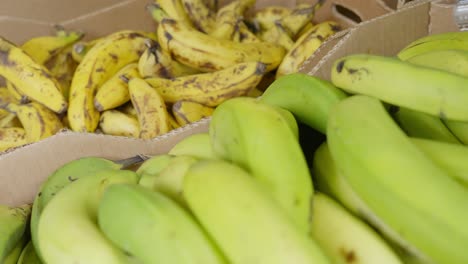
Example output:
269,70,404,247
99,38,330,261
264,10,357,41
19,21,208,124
0,0,445,206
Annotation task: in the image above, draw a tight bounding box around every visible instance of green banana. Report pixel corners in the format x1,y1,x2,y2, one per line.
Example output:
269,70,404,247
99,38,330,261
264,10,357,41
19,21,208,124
397,31,468,61
327,95,468,263
393,107,460,144
3,235,27,264
443,119,468,145
37,169,139,264
311,193,403,264
168,133,219,159
136,154,175,188
209,97,313,234
405,49,468,77
98,183,227,264
0,204,31,263
331,54,468,122
260,73,347,134
17,241,42,264
183,160,330,264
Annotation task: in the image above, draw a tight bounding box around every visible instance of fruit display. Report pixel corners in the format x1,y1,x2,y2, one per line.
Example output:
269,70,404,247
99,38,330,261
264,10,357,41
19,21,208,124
0,0,342,152
3,30,468,264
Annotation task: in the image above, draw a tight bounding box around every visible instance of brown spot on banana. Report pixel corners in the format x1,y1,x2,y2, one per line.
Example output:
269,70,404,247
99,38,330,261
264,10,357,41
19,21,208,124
96,67,105,73
109,53,119,62
0,48,16,67
339,247,357,263
336,60,345,73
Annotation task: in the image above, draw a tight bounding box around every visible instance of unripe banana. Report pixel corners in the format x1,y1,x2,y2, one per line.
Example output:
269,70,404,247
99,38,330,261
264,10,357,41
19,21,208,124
331,54,468,122
99,110,140,138
0,127,29,152
327,95,468,263
17,241,42,264
443,119,468,145
0,204,31,262
172,100,214,126
3,235,27,264
146,61,265,107
94,63,140,112
38,169,139,264
260,73,347,134
136,154,175,188
405,49,468,77
98,183,228,264
209,97,312,234
183,160,331,264
169,132,219,159
157,18,286,72
128,77,171,139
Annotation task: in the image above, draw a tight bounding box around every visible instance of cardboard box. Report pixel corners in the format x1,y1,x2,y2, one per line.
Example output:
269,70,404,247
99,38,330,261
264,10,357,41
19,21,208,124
0,0,429,206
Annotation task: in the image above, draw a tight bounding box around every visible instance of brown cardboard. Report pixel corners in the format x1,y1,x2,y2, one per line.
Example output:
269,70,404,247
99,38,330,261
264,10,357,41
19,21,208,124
0,0,423,206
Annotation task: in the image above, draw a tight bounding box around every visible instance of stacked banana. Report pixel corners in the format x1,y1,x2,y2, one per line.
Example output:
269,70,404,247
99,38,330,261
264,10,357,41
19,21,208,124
0,0,341,152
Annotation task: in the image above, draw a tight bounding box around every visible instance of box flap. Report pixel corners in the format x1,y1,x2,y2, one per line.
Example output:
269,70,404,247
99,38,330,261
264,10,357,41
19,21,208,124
429,0,458,35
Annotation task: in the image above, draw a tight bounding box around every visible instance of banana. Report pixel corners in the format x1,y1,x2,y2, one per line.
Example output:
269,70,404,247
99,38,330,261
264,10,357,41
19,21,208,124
151,0,193,27
443,119,468,145
3,235,27,264
99,110,140,138
94,63,140,111
246,86,263,97
259,23,294,50
0,37,67,113
68,31,154,132
405,49,468,77
71,38,101,63
181,0,216,33
4,78,28,103
276,21,340,78
209,0,255,40
157,18,286,72
0,204,31,262
209,97,312,234
128,77,171,139
0,127,29,152
278,2,323,38
397,31,468,61
252,6,291,30
37,169,139,264
393,107,460,144
118,101,138,118
98,183,228,264
184,160,330,264
45,45,78,100
203,0,217,11
21,26,83,65
7,102,63,142
146,61,265,107
168,132,219,159
233,21,261,43
295,21,314,40
137,41,200,79
172,100,214,126
331,54,468,122
136,154,174,188
17,241,42,264
168,111,181,129
327,95,468,263
312,141,429,264
311,193,403,264
260,73,347,134
0,86,19,107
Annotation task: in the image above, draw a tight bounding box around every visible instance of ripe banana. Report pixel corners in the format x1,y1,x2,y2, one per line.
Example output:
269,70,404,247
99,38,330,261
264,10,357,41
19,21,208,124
157,18,286,72
172,100,214,126
168,112,181,129
146,61,265,107
4,78,27,103
202,0,217,11
118,102,138,118
209,97,312,234
397,31,468,61
45,45,78,100
184,160,330,264
37,169,140,264
94,63,140,111
136,154,174,188
0,37,67,113
253,6,291,30
99,110,140,138
0,204,31,262
405,49,468,77
278,2,322,38
327,95,468,263
0,127,29,152
168,132,219,159
276,21,340,78
71,38,100,63
259,23,294,50
331,54,468,122
181,0,216,33
137,41,200,78
151,0,193,27
260,73,347,134
443,119,468,145
233,21,261,43
17,241,41,264
68,30,154,132
98,183,228,264
210,0,255,40
21,27,83,65
393,107,460,144
311,193,403,264
128,77,171,139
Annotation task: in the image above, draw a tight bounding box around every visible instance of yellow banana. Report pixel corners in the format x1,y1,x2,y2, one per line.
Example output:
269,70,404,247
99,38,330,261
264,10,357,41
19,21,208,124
209,0,255,40
168,111,181,129
99,109,140,138
279,2,323,38
0,127,29,152
5,79,28,103
295,21,315,40
252,6,291,30
157,18,286,72
94,63,140,111
0,86,19,107
70,38,101,63
172,100,214,126
146,61,265,107
202,0,218,11
45,45,78,100
138,41,199,78
118,102,138,118
68,31,154,132
181,0,216,33
7,102,63,142
0,111,21,128
259,23,294,50
128,78,171,139
21,26,83,65
276,21,340,78
0,37,67,113
233,21,262,43
151,0,193,27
